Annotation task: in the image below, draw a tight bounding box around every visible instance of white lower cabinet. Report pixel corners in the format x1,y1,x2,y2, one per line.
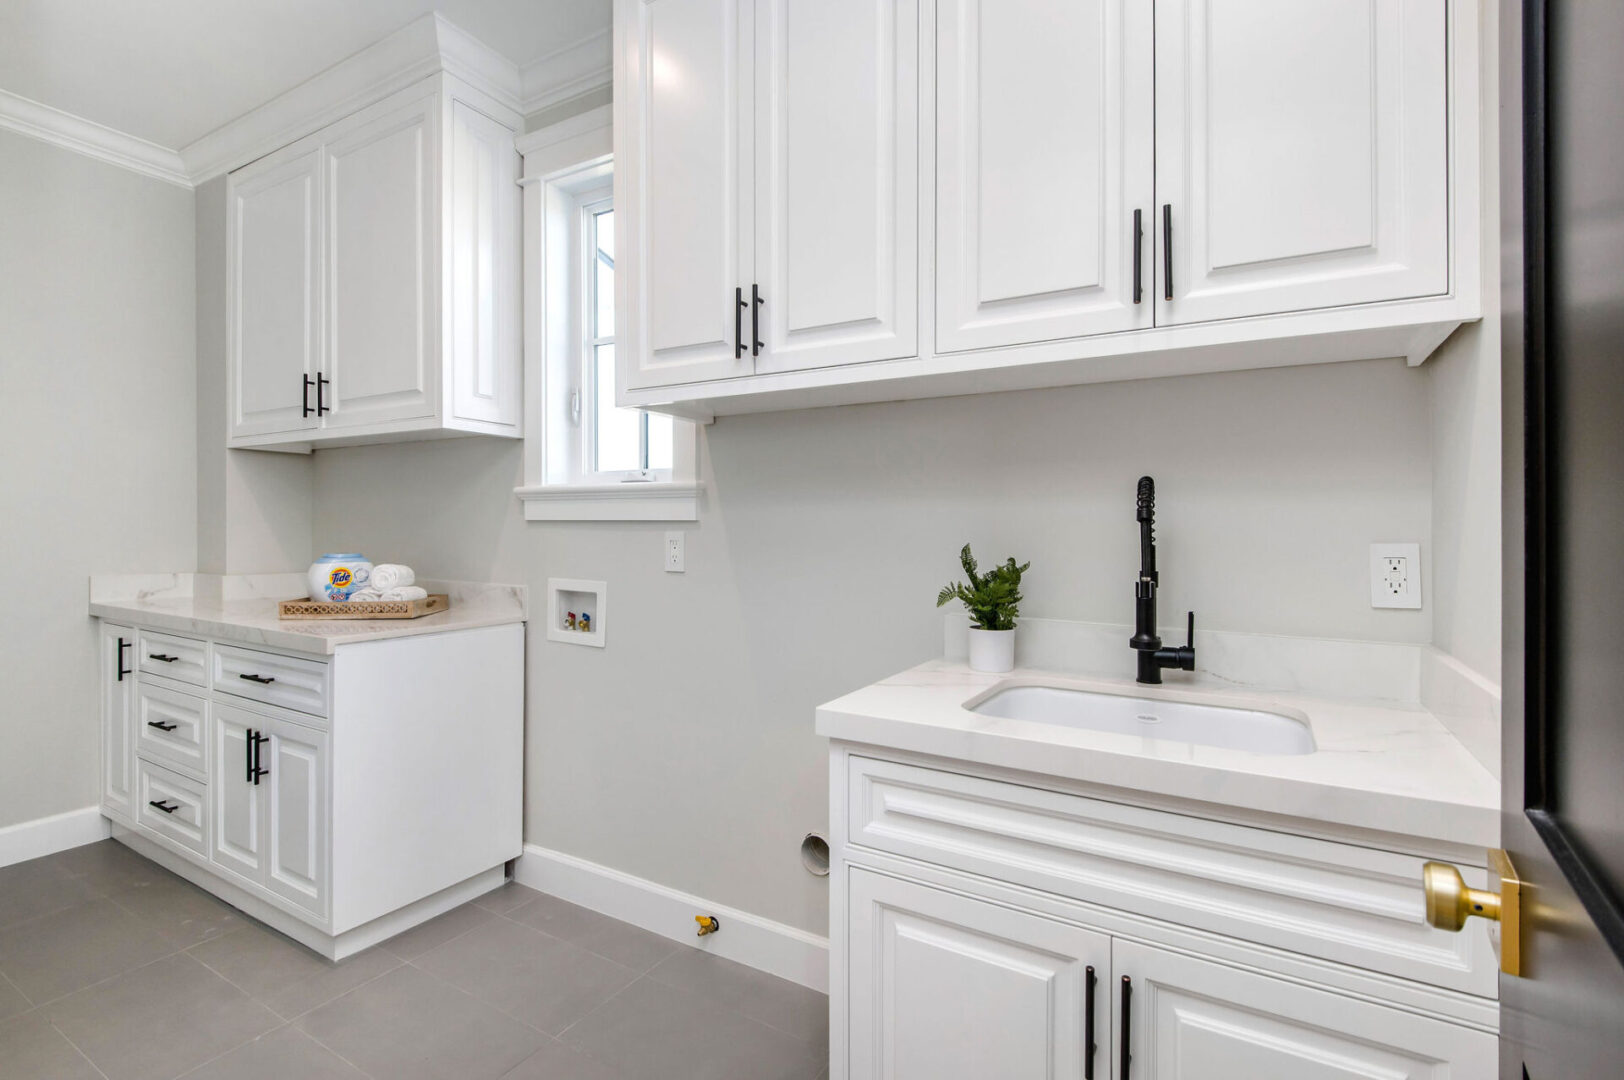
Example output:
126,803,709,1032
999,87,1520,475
99,622,136,822
848,870,1110,1080
833,750,1497,1079
212,704,328,917
1115,940,1495,1080
97,619,523,958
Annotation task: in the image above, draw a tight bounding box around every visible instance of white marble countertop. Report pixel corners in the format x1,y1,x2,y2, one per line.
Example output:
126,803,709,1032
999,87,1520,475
89,573,526,656
816,659,1500,851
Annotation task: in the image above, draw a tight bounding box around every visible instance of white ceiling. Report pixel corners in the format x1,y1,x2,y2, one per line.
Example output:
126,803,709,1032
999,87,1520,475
0,0,609,150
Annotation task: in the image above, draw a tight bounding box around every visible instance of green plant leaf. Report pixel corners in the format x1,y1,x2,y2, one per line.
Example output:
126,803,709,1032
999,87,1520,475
937,544,1030,630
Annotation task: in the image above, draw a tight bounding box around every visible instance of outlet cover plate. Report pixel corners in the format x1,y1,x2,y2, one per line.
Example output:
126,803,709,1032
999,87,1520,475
664,531,685,573
1370,543,1421,609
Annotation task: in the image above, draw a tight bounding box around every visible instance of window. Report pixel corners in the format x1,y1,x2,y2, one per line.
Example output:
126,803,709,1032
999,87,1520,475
514,107,698,522
582,200,673,480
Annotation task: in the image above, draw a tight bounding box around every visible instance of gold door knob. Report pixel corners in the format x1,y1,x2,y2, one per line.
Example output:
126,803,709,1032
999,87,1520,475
1421,849,1521,976
1423,862,1501,930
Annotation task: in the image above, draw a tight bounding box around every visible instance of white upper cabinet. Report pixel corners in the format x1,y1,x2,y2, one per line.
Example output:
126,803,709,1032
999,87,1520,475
227,76,520,450
321,91,436,430
617,0,1478,418
1154,0,1449,326
753,0,918,373
229,145,322,438
935,0,1153,352
617,0,920,390
617,0,756,389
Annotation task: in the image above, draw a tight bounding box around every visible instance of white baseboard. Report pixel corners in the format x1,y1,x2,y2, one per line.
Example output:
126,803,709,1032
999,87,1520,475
0,806,110,868
514,844,829,993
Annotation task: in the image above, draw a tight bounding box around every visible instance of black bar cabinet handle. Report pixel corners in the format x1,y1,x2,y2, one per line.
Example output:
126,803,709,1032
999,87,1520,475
251,731,270,785
1084,965,1098,1078
316,372,330,415
148,799,179,814
245,728,255,783
751,284,764,356
1132,210,1143,305
238,672,275,684
116,638,131,681
1120,976,1132,1080
148,653,178,663
1161,204,1173,301
302,374,314,418
147,720,178,732
735,287,746,358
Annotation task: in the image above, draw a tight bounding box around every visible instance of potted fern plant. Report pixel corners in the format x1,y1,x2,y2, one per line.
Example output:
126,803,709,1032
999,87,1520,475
937,544,1030,673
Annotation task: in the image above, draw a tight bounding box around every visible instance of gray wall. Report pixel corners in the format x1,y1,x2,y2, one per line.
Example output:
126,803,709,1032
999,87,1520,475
0,131,197,831
313,358,1435,935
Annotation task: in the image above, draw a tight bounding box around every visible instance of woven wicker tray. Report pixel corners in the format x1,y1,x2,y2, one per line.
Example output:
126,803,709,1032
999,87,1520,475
278,594,449,620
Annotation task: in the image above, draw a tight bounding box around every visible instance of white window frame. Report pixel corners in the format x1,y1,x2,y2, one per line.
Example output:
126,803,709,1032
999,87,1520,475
513,106,700,522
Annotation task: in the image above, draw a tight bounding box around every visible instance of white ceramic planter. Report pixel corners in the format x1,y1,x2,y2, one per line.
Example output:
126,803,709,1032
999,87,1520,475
967,628,1016,673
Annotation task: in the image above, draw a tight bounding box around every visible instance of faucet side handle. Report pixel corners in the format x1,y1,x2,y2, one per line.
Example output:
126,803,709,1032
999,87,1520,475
1186,610,1194,649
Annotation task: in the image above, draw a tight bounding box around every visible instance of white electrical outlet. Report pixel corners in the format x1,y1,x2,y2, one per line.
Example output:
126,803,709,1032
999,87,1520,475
1369,543,1421,609
664,531,685,573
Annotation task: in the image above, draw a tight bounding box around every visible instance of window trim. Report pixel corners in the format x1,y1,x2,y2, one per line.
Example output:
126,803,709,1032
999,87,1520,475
514,106,699,522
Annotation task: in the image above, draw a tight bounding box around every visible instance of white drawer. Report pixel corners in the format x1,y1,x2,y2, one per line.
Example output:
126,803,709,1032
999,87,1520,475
136,759,208,859
135,682,208,778
137,628,208,687
846,755,1498,997
213,644,329,718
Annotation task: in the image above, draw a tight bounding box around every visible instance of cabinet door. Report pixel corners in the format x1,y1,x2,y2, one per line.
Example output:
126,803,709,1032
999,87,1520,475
228,145,321,439
847,869,1110,1080
616,0,755,389
1154,0,1448,326
447,99,522,430
752,0,918,372
99,623,136,822
936,0,1153,352
1113,939,1494,1079
210,706,266,884
322,92,437,429
261,717,328,916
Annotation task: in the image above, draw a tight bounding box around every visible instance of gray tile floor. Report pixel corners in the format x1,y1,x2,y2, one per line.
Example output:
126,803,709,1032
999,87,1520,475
0,842,830,1080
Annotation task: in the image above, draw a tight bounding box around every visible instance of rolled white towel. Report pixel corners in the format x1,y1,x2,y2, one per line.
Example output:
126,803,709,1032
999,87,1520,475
377,586,428,601
345,587,382,602
370,564,416,591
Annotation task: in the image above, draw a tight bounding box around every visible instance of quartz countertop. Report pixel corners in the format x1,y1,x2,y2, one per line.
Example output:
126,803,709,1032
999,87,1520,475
816,659,1500,851
89,573,526,656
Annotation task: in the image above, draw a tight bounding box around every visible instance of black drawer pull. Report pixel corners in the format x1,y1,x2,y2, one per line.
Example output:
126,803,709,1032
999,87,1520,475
148,653,179,663
146,720,178,732
116,637,131,681
1120,975,1132,1080
1084,964,1098,1078
251,730,270,785
147,799,180,814
238,673,276,684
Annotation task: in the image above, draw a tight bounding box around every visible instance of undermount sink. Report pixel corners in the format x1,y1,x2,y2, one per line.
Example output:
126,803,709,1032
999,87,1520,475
970,684,1317,756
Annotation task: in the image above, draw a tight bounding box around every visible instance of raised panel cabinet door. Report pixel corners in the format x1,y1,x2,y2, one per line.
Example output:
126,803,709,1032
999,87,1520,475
322,92,438,429
847,869,1110,1080
752,0,919,372
616,0,755,390
100,623,136,822
228,145,321,439
447,99,521,430
210,706,267,885
1154,0,1448,326
936,0,1154,352
1112,939,1494,1079
261,717,328,916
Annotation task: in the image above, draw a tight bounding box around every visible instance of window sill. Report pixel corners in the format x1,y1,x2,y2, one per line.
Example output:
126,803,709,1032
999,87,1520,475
515,481,702,522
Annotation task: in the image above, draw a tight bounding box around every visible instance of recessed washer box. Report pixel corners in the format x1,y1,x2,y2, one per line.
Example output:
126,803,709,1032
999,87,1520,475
547,578,606,647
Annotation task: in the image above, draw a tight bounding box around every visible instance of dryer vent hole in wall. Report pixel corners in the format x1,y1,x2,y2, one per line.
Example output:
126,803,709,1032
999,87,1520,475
801,833,830,877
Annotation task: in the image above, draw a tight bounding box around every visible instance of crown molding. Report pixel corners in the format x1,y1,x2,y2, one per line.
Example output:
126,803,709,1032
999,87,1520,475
180,12,523,186
0,88,189,188
519,29,612,117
